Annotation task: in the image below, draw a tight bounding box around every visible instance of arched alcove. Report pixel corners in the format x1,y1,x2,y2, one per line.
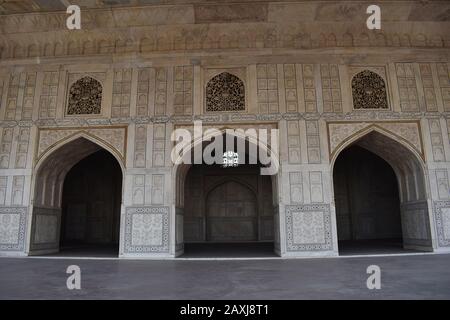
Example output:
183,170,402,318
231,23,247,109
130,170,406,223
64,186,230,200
332,130,433,254
173,130,280,258
28,137,124,257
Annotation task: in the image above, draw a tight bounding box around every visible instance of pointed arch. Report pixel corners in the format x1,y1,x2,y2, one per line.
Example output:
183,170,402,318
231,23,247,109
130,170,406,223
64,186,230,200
172,129,281,256
28,135,125,255
330,125,424,171
35,131,125,173
331,127,434,252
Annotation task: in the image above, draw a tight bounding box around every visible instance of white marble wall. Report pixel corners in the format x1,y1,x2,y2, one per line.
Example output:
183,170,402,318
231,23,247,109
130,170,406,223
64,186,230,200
0,59,449,257
0,1,449,257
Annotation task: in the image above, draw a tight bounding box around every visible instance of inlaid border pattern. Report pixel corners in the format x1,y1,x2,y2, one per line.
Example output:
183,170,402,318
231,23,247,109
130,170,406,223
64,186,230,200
0,206,27,251
434,201,450,247
285,204,332,251
124,206,169,253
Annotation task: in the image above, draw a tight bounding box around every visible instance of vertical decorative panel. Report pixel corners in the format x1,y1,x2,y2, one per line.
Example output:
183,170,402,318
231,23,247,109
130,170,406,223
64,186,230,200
396,63,419,112
132,175,145,205
154,67,168,116
151,175,164,205
0,77,4,111
136,68,150,116
309,171,324,203
419,64,438,112
15,127,30,169
0,128,13,169
173,66,193,115
437,63,450,111
12,176,25,205
0,177,7,205
287,121,301,164
429,119,446,162
446,119,450,147
302,64,317,113
5,73,21,120
152,124,166,167
289,172,303,203
112,68,132,118
134,125,147,168
306,121,321,164
283,64,298,112
321,64,342,112
39,71,59,119
257,64,279,113
436,169,450,200
22,73,37,120
0,207,27,251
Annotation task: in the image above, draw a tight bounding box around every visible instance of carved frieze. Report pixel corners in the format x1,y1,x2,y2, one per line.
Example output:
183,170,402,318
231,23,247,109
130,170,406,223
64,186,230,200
327,121,423,158
37,126,127,161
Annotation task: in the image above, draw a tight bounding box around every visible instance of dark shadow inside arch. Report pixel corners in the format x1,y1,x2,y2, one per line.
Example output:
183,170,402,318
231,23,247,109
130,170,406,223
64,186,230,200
334,145,405,254
59,150,122,257
333,131,433,255
29,137,123,258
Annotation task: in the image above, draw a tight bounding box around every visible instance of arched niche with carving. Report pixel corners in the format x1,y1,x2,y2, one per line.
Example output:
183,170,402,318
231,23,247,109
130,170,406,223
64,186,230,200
351,70,388,109
206,72,245,112
67,76,102,115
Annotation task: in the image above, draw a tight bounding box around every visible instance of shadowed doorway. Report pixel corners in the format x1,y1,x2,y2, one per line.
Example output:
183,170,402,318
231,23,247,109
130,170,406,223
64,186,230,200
334,144,408,255
59,149,122,257
182,164,276,258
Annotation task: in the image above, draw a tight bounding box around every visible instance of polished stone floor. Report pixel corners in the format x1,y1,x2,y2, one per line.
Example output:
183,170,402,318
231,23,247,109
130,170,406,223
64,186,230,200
1,253,449,299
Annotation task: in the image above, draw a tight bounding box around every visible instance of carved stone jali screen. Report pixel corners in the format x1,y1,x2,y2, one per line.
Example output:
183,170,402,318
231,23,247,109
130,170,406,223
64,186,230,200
351,70,388,109
67,77,102,115
206,72,245,112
